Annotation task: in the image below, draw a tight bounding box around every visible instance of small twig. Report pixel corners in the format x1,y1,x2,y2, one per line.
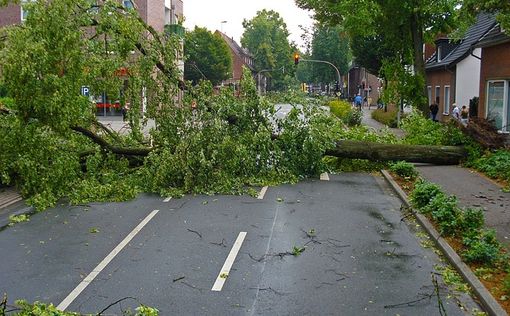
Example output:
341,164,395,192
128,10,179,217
187,228,202,239
210,239,227,247
180,281,201,291
248,253,266,262
173,276,185,282
96,296,138,315
432,274,448,316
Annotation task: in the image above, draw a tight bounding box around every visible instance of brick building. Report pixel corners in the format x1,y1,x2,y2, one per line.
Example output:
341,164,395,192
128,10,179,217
425,14,496,121
1,0,184,115
0,0,183,31
347,65,381,105
476,24,510,134
216,31,258,89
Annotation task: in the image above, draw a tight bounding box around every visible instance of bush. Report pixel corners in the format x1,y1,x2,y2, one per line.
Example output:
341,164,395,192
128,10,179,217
462,229,501,264
460,208,485,235
0,97,15,108
503,274,510,295
472,150,510,186
371,109,398,128
389,161,418,180
401,111,469,146
328,100,361,126
429,195,462,236
409,180,442,209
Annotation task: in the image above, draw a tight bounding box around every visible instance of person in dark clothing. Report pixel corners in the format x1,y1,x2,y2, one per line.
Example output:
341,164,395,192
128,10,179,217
429,103,439,121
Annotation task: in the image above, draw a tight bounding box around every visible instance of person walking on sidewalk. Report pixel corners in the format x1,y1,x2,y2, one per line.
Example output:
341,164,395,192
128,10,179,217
452,103,460,121
429,102,439,121
354,94,363,111
460,105,469,126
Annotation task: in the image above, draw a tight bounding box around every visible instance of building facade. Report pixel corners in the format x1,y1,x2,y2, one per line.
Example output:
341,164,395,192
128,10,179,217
476,25,510,134
216,31,256,85
425,14,496,121
347,66,381,105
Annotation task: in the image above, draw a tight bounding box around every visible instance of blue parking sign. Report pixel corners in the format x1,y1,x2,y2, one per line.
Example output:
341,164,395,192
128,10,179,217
81,86,90,97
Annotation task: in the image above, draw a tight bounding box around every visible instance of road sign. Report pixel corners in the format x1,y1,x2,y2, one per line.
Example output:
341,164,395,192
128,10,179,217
81,86,90,97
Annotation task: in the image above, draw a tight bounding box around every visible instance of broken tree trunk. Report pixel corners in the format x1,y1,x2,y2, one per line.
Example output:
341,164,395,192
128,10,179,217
325,140,467,165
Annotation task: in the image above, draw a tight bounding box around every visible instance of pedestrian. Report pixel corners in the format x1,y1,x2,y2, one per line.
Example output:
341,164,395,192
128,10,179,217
429,102,439,121
460,105,469,126
452,103,460,121
354,94,362,111
122,103,129,121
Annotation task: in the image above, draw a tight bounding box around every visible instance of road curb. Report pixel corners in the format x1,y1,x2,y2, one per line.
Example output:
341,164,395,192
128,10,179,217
0,204,35,231
380,169,507,316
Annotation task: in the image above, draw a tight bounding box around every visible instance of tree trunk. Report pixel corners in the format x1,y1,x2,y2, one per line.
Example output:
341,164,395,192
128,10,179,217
325,140,467,165
410,12,428,114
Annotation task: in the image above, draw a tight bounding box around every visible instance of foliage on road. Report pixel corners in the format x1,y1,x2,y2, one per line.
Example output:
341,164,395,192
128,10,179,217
0,0,345,210
2,299,158,316
184,27,232,85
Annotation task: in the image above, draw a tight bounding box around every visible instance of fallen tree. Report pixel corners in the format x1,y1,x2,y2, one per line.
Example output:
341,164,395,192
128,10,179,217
325,140,467,165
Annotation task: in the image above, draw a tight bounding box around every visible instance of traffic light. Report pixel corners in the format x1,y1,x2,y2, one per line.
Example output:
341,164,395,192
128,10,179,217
294,53,299,65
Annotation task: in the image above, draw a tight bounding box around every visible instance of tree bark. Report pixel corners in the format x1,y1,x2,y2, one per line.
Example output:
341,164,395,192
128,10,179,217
325,140,467,165
410,12,428,114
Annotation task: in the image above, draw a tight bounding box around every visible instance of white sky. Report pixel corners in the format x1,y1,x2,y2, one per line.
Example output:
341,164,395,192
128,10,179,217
183,0,315,49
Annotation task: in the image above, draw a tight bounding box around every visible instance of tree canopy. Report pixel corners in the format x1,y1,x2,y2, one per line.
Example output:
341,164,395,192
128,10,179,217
295,0,459,112
241,9,295,91
184,27,232,86
0,0,344,210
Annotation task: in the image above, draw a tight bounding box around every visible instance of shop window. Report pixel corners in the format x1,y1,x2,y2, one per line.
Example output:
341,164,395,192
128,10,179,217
486,81,508,132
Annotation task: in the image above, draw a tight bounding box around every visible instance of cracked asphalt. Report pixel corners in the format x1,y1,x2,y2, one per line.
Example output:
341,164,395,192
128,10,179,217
0,173,481,315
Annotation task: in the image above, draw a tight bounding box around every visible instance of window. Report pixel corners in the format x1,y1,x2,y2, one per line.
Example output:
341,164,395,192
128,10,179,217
20,0,32,21
444,86,450,114
435,86,440,106
123,0,134,9
427,86,432,105
437,47,442,62
486,80,509,132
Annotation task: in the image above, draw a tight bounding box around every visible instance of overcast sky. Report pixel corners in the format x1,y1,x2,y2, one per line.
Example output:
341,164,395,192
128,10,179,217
183,0,315,49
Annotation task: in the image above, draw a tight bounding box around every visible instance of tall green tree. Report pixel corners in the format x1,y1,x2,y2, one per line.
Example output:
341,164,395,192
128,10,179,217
460,0,510,34
184,27,232,86
309,25,351,83
241,9,294,91
295,0,458,112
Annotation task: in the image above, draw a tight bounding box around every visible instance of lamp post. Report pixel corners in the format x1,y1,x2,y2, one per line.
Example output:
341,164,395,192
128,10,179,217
299,59,342,100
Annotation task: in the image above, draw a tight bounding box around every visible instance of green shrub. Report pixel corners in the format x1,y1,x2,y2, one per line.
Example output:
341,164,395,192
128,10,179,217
462,229,501,264
328,100,361,126
0,97,15,108
430,195,462,236
460,208,485,235
389,161,418,180
472,150,510,186
329,100,352,118
421,190,447,214
503,274,510,295
371,109,398,128
409,180,442,209
401,111,469,146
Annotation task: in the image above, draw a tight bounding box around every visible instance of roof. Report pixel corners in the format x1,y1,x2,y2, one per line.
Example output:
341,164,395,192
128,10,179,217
216,31,256,71
476,24,510,48
426,13,497,71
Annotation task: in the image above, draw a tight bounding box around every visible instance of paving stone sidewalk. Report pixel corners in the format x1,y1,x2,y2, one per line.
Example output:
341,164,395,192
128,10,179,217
362,108,510,248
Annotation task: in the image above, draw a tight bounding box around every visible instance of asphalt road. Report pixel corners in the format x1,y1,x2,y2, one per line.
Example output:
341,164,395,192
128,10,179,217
0,173,480,315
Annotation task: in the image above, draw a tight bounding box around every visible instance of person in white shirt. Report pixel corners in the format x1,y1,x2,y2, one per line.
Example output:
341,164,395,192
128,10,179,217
452,103,460,121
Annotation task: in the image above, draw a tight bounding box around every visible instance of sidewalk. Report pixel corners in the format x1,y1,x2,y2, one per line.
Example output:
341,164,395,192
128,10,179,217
362,108,510,248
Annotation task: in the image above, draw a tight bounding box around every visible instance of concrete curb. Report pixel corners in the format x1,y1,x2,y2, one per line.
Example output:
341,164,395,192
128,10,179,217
381,169,507,316
0,204,35,231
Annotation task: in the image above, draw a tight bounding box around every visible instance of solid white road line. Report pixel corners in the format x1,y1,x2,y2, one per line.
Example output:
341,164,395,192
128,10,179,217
257,186,268,200
211,232,247,292
163,197,172,202
320,172,330,181
56,210,160,311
